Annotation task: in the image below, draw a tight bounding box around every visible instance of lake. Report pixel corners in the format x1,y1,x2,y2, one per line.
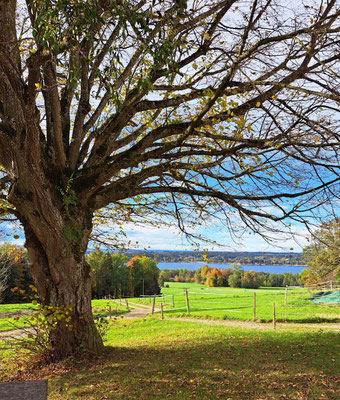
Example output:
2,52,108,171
157,262,306,274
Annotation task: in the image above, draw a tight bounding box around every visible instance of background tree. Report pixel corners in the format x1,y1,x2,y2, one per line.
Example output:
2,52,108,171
241,270,259,289
0,244,33,303
128,255,160,296
0,0,339,358
88,252,159,298
89,251,130,298
228,264,243,288
301,218,340,284
206,267,223,287
0,252,10,303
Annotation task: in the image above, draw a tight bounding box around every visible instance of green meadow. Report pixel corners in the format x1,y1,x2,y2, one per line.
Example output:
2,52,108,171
134,282,340,323
1,283,339,332
1,318,338,399
0,300,129,332
1,283,339,399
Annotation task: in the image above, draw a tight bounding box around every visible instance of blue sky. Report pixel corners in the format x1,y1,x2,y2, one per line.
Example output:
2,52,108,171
112,220,310,252
1,218,310,253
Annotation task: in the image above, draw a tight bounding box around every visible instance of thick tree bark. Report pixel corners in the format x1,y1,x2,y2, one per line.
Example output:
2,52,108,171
8,173,103,360
24,227,103,359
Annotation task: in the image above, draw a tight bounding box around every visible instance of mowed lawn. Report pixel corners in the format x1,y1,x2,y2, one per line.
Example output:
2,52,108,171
135,282,340,323
0,318,337,399
1,288,339,399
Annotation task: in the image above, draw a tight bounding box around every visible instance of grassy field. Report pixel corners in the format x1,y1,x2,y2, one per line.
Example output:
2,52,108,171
1,284,339,329
0,300,129,331
134,282,340,323
1,287,339,399
1,318,339,399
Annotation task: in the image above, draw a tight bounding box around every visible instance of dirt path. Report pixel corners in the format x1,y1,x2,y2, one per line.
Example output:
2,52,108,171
118,302,340,330
1,304,338,341
119,301,160,319
167,317,340,330
0,328,33,340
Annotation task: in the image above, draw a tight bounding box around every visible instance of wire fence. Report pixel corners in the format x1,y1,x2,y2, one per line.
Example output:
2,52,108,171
96,285,340,323
141,287,340,323
307,280,340,291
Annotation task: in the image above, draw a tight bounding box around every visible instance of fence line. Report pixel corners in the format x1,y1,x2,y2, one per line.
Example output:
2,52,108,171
154,287,339,322
97,284,339,323
307,280,340,291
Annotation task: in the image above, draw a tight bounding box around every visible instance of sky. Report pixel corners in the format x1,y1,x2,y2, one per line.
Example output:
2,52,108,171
1,218,310,253
109,220,310,252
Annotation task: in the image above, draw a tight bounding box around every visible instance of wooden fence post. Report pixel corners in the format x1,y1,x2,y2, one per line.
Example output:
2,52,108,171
284,286,288,306
185,289,190,315
273,303,276,330
108,305,112,319
253,292,256,321
125,299,129,309
152,295,156,315
161,303,164,320
172,294,175,308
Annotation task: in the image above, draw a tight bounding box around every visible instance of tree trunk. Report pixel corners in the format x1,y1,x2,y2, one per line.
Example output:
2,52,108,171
8,174,104,360
28,231,103,359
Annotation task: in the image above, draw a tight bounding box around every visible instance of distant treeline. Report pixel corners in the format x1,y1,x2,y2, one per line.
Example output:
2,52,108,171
134,250,304,266
0,245,161,303
159,265,302,289
0,244,33,303
88,252,160,298
1,243,302,304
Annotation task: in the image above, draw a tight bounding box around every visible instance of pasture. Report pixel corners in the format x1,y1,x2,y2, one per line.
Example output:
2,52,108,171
1,318,339,399
136,282,340,323
0,284,339,399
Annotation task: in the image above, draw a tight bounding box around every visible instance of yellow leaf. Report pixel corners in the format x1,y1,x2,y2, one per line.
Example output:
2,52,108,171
256,101,261,107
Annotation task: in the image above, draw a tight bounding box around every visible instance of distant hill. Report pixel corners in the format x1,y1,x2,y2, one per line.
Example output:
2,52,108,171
125,250,304,266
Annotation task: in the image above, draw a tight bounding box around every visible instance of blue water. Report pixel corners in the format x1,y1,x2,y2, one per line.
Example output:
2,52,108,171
157,262,305,274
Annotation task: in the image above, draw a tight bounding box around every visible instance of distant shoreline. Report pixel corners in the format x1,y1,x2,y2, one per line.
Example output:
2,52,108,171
87,249,305,268
157,262,306,274
158,261,305,267
159,261,307,268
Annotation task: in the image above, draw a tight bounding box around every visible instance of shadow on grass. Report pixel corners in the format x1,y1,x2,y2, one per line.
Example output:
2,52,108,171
47,326,339,400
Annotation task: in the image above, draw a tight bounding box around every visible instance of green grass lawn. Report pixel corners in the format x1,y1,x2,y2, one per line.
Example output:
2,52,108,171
0,316,27,332
1,317,338,399
0,303,37,331
1,291,339,399
134,282,340,323
0,300,130,332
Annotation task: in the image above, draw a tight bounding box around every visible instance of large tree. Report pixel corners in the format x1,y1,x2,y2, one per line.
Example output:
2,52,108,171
0,0,339,358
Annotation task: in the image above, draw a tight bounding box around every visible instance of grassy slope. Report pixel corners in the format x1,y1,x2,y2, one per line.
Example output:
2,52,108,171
135,282,340,323
1,292,339,399
2,283,339,326
0,300,129,331
42,318,340,399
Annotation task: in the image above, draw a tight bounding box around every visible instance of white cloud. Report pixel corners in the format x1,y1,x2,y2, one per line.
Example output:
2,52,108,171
100,219,310,252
